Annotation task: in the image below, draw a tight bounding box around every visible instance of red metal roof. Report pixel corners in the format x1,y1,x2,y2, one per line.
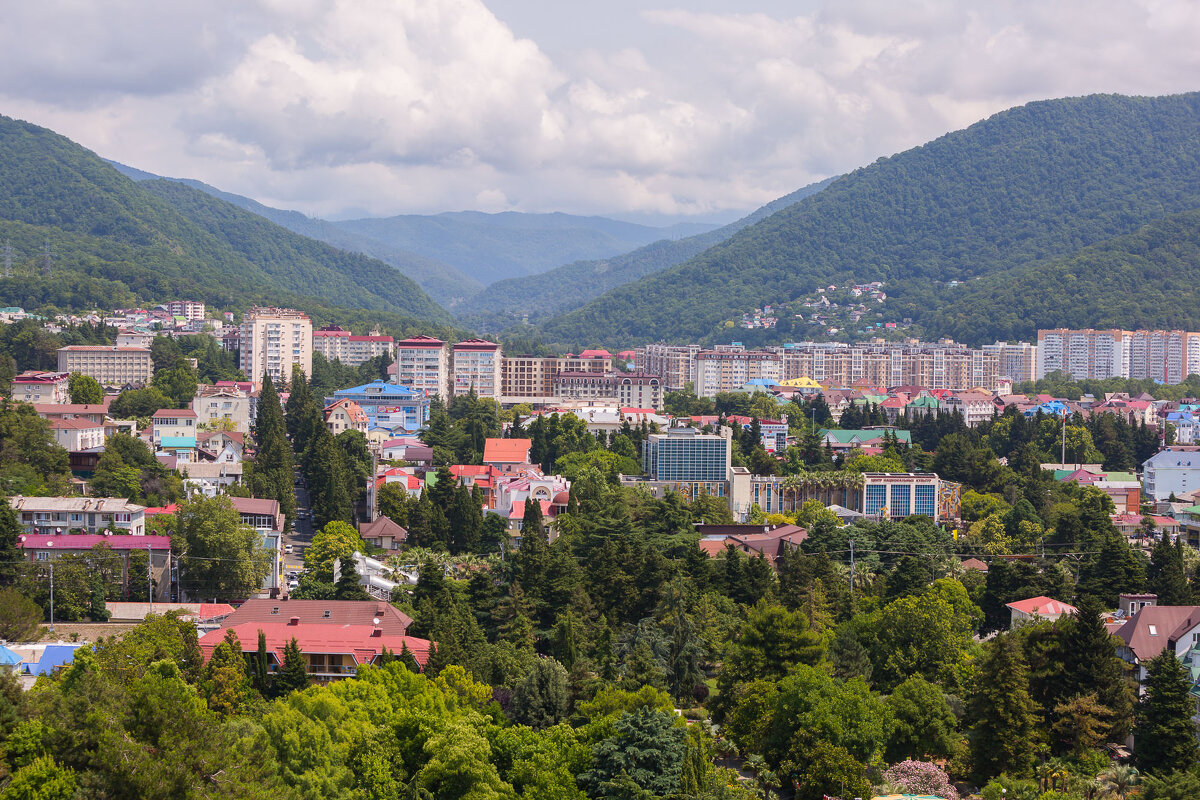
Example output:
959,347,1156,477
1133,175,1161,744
18,534,171,550
1006,595,1077,616
221,598,413,634
199,622,431,668
396,335,445,347
483,438,532,464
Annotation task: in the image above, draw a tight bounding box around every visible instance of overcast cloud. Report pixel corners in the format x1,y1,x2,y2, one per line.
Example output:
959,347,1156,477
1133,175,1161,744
1,0,1197,221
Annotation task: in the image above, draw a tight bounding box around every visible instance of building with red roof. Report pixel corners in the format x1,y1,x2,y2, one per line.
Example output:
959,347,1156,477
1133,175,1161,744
452,339,502,400
17,532,171,600
1006,595,1077,627
482,438,532,468
12,371,70,405
199,599,430,682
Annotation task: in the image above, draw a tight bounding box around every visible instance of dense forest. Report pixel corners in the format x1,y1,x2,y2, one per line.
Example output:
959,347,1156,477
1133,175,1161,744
540,92,1200,348
456,179,836,331
0,115,449,327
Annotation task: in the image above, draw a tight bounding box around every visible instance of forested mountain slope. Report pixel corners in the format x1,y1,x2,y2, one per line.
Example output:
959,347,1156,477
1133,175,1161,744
540,92,1200,347
457,178,836,330
107,162,483,308
334,210,717,287
913,208,1200,344
0,114,449,326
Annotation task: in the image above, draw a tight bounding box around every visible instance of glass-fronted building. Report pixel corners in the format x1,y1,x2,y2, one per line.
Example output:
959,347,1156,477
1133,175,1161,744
642,427,730,483
326,380,430,433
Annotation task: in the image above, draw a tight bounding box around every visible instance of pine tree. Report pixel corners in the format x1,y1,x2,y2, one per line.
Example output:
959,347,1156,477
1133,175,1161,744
1135,650,1200,775
251,629,272,696
1077,530,1146,607
968,634,1038,780
251,373,297,528
1148,531,1191,605
307,425,352,528
0,498,22,587
285,365,323,456
276,637,310,694
1056,596,1135,740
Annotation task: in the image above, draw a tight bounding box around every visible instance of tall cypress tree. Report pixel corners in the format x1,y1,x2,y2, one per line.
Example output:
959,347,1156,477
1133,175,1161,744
251,373,296,527
1148,531,1192,605
968,633,1039,780
285,365,323,457
1056,596,1136,739
1077,530,1146,607
0,499,22,587
307,426,352,528
1136,650,1200,775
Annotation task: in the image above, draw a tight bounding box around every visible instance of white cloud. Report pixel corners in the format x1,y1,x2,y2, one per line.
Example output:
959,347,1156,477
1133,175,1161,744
0,0,1198,219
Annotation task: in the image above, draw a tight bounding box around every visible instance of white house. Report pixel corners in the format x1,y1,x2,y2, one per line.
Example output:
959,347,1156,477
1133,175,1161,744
1006,595,1077,628
1143,446,1200,502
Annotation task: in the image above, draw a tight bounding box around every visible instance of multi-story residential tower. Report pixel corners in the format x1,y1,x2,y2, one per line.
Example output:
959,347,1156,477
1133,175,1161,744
395,335,449,397
452,339,502,400
238,307,312,386
312,326,395,367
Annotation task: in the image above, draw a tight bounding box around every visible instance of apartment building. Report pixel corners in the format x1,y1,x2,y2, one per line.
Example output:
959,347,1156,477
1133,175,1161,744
500,352,613,404
10,496,147,535
637,343,701,391
238,307,313,387
643,426,731,482
12,371,70,404
57,346,153,388
115,329,154,349
1036,329,1129,380
452,339,502,400
983,341,1038,383
693,350,783,397
553,372,664,410
192,385,253,433
312,326,395,367
395,335,449,397
779,341,1000,391
18,532,170,600
1035,328,1200,383
167,300,206,321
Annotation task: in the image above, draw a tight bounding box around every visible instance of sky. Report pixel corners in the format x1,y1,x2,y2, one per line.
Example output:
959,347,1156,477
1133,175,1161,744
2,0,1198,224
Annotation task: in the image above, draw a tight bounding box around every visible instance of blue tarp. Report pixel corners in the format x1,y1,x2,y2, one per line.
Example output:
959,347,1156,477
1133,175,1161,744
26,644,82,676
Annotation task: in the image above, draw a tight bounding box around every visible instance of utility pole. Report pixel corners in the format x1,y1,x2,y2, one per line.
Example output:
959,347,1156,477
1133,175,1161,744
148,542,154,611
848,538,855,606
48,562,54,633
1061,410,1066,467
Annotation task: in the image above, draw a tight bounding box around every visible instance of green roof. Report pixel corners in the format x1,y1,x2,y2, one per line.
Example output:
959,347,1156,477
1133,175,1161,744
906,395,941,408
820,428,912,444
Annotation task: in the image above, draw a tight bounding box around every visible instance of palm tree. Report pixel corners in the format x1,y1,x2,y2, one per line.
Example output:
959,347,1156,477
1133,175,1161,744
781,474,803,512
1097,764,1140,799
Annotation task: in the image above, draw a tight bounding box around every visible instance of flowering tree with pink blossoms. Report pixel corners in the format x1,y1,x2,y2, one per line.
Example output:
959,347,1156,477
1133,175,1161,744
883,760,959,800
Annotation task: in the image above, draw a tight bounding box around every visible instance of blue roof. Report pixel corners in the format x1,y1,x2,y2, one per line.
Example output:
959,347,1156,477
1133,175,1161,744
160,436,196,448
27,644,83,676
0,645,21,666
333,380,423,400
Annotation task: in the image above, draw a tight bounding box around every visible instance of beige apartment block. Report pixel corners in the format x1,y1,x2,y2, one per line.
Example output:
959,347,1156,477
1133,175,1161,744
239,307,312,387
57,346,152,388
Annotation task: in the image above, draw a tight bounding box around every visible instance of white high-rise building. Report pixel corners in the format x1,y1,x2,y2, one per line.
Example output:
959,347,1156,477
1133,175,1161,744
238,307,312,387
395,335,449,397
451,339,502,400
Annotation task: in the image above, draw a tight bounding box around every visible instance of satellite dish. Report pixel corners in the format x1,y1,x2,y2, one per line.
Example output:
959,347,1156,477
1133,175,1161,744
372,617,380,626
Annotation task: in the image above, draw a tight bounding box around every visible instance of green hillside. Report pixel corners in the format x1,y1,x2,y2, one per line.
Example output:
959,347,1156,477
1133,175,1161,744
456,178,835,330
106,163,484,308
334,210,718,286
540,92,1200,347
913,208,1200,344
0,114,450,329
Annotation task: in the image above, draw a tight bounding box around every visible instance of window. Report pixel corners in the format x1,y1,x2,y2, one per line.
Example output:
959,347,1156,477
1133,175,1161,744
271,606,279,615
323,610,332,618
37,551,49,561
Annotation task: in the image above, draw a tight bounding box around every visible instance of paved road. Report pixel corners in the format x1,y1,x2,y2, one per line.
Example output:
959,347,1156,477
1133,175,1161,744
283,477,313,576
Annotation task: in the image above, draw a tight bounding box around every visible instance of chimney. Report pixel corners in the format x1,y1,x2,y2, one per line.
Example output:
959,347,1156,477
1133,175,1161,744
288,616,299,626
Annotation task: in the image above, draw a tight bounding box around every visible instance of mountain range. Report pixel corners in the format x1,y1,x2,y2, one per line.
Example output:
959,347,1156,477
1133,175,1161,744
538,92,1200,348
108,160,720,308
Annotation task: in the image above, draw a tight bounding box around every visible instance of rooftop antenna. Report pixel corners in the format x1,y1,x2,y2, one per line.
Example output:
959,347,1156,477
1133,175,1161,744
42,240,53,277
2,240,11,278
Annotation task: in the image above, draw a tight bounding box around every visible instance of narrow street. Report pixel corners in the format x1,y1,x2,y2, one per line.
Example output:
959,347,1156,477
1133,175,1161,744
282,474,312,581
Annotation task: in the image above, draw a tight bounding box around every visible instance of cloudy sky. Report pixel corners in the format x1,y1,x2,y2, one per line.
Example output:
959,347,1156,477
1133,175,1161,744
2,0,1198,223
